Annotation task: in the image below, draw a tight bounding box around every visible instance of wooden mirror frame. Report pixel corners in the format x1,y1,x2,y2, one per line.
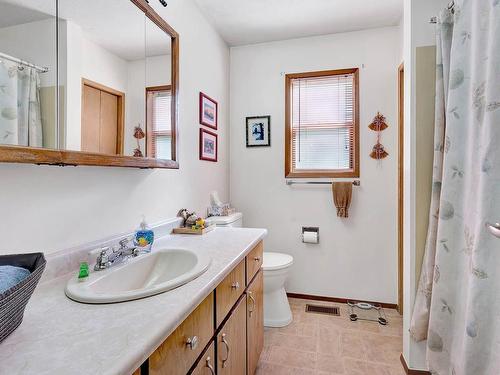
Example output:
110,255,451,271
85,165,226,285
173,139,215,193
0,0,179,169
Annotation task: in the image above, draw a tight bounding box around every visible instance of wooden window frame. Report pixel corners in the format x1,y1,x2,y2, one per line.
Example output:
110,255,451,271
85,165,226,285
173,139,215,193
285,68,360,178
146,85,172,159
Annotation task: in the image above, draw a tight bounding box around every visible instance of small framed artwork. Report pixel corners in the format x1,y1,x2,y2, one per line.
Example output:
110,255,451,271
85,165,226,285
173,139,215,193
199,128,218,162
246,116,271,147
199,92,218,129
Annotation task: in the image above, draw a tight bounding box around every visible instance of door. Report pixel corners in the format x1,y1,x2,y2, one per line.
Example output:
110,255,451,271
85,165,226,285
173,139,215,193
81,79,124,154
247,269,264,375
398,63,404,314
217,296,246,375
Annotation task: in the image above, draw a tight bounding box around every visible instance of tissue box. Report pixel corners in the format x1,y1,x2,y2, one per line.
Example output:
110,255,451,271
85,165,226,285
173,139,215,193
0,252,46,343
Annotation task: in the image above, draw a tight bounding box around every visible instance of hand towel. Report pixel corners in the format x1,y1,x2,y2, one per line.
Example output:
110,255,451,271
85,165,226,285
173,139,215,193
0,265,30,294
332,182,352,218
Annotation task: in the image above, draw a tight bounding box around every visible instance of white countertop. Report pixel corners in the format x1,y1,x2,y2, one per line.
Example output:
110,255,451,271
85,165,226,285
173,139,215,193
0,227,267,375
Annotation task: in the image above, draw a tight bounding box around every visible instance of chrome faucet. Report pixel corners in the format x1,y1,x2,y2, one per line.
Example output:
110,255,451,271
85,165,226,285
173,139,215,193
94,237,141,271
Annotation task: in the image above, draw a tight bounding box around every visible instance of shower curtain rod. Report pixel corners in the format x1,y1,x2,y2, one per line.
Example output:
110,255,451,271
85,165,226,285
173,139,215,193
0,52,49,73
429,0,455,23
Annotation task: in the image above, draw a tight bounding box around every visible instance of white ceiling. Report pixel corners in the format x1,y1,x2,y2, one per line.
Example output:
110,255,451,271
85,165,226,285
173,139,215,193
194,0,403,46
0,0,170,61
0,1,53,28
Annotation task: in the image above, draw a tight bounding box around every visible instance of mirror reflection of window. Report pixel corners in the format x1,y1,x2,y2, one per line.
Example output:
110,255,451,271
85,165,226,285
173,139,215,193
146,86,171,159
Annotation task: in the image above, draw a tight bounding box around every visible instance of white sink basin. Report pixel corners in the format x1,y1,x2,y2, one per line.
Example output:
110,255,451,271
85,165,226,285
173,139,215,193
65,249,211,304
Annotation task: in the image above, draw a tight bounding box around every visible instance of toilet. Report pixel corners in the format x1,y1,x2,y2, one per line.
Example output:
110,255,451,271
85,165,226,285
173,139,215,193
204,212,243,227
262,252,294,327
205,212,294,327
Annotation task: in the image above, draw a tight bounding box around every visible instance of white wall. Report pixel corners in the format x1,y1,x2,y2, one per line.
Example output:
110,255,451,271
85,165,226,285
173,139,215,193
125,55,171,156
230,27,401,304
0,18,56,87
0,0,230,256
63,23,130,151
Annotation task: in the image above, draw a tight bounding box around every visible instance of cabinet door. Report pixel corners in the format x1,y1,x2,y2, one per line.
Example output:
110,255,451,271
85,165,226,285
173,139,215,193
247,269,264,375
246,241,263,285
216,259,245,327
190,341,215,375
217,296,246,375
149,293,214,375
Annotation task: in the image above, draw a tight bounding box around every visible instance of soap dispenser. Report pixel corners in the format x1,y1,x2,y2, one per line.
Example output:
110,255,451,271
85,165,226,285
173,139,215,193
135,216,154,253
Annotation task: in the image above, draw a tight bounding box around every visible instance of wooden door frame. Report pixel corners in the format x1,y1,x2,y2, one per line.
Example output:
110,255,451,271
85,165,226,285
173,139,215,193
81,78,125,155
397,63,404,314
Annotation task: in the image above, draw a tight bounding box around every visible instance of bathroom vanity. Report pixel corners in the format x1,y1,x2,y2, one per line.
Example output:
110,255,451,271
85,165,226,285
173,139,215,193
142,241,264,375
0,227,266,375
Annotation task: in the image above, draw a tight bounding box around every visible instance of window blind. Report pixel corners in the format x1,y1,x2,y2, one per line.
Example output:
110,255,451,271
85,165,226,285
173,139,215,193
291,73,355,172
148,89,172,159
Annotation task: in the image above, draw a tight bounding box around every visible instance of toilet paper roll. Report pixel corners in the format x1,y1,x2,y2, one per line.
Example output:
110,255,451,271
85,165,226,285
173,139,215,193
302,231,318,244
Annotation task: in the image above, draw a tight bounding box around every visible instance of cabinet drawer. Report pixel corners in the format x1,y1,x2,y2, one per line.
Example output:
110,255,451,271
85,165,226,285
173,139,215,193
189,341,215,375
216,259,245,327
217,297,247,375
246,241,263,285
149,293,214,375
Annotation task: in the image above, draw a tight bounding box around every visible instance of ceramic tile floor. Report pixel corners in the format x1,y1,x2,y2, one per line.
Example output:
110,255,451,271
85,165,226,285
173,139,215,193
256,298,405,375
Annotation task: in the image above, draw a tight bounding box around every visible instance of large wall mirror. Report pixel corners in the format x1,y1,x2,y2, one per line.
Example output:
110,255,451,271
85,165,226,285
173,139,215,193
0,0,178,168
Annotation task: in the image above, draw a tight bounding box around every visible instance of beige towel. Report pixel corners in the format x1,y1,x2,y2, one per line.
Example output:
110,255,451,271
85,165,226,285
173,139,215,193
332,182,352,218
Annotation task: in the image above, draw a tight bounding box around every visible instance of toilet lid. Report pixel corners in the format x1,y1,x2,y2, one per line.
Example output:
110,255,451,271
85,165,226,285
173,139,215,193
263,252,294,271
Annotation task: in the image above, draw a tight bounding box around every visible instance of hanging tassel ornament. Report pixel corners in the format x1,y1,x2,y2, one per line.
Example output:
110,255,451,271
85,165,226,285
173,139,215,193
369,112,389,160
368,112,389,131
133,124,145,157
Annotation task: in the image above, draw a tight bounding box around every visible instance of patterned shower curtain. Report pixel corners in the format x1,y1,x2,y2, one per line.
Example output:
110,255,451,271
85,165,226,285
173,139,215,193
410,1,500,374
0,59,43,147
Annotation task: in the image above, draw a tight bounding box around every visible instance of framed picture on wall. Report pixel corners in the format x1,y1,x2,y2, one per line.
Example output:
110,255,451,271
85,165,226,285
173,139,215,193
246,116,271,147
199,128,218,162
199,92,218,129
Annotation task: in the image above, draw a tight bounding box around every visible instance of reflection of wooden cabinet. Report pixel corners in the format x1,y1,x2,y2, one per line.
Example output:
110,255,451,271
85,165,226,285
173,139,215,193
247,270,264,375
81,79,124,155
133,241,264,375
217,297,247,375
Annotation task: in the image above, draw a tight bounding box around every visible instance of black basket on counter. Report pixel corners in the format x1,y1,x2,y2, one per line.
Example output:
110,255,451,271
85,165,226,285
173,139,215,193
0,252,46,343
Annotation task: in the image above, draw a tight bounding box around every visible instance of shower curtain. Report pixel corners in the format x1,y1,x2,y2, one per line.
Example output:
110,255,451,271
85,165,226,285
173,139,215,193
410,0,500,374
0,59,43,147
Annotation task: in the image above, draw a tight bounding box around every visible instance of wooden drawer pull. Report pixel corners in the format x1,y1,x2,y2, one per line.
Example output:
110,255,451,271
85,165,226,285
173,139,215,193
253,257,261,261
186,336,199,350
221,333,230,368
248,291,255,317
205,356,215,375
231,281,240,290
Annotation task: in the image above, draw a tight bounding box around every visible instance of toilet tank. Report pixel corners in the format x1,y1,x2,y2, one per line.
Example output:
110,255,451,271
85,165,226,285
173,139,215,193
205,212,243,227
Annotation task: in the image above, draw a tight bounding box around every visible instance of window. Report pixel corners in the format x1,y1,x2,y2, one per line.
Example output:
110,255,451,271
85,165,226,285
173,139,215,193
146,85,172,159
285,69,359,178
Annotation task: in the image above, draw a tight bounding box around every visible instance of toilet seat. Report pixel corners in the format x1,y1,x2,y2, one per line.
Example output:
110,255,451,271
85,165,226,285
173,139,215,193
263,252,293,271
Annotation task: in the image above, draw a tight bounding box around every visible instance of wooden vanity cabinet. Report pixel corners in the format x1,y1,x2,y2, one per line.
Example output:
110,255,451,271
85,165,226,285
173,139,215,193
137,241,264,375
215,259,246,327
246,241,263,285
149,293,214,375
217,296,247,375
189,341,215,375
246,269,264,375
